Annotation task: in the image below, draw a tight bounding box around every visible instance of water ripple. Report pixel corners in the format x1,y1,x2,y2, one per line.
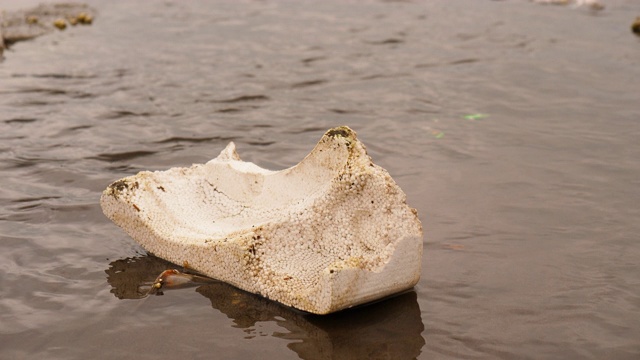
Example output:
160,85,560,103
90,151,157,162
205,95,270,103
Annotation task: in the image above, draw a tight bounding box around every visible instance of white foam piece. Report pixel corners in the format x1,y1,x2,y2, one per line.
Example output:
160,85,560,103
100,126,423,314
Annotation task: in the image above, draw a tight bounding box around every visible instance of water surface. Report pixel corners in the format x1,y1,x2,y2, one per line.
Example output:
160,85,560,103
1,0,639,358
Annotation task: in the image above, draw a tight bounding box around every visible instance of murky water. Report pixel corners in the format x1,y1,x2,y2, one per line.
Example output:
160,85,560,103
1,0,639,358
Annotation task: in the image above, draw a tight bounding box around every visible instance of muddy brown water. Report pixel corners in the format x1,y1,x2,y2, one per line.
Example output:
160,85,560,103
1,0,640,358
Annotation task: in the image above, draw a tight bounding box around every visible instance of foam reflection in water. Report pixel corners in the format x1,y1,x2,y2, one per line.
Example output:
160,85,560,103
106,255,425,359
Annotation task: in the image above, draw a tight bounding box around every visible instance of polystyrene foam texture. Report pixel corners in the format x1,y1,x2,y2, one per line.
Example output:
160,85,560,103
100,126,423,314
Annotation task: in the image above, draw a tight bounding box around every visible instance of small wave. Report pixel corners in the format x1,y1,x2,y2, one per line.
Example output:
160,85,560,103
97,111,154,120
154,136,234,144
366,38,404,45
90,151,157,162
301,56,326,65
329,108,359,114
206,95,270,103
4,118,38,124
283,126,327,135
11,73,98,79
246,141,276,146
290,79,327,89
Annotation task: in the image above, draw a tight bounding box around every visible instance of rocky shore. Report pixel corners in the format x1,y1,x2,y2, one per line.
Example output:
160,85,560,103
0,3,95,58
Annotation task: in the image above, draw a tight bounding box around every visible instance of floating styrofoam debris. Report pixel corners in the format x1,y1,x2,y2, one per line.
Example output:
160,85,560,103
101,126,423,314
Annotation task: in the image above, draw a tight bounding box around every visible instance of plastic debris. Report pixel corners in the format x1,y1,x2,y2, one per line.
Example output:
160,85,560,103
101,126,423,314
430,129,445,139
463,113,489,120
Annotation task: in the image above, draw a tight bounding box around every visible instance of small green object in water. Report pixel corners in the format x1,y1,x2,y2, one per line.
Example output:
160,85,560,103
428,129,444,139
463,113,488,120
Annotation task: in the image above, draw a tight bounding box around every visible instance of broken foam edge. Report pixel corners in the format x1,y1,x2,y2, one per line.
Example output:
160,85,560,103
101,126,423,314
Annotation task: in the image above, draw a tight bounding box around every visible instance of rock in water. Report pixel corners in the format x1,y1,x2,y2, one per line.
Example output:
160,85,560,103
632,17,640,36
100,126,423,314
0,3,96,57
